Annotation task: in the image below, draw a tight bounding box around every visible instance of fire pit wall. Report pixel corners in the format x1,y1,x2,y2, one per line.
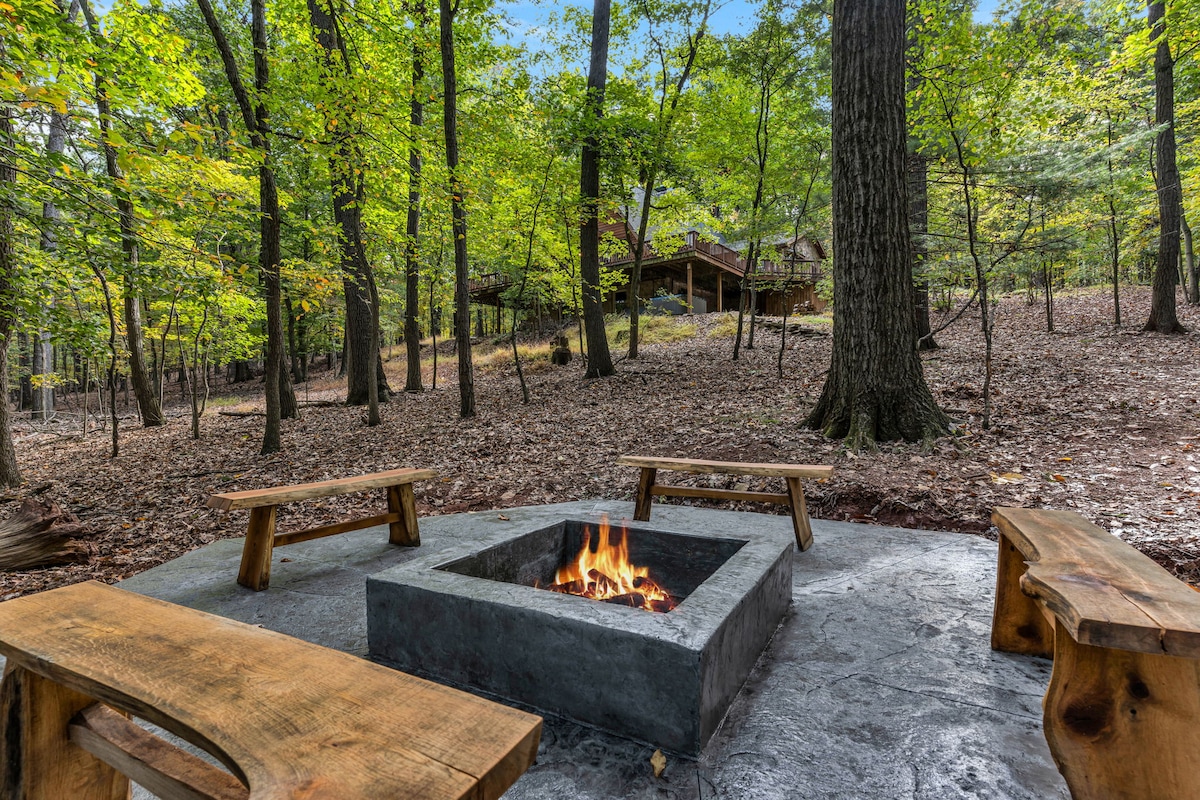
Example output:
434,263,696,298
367,514,793,755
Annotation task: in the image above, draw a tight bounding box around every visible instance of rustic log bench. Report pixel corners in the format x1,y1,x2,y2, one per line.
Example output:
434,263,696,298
207,468,436,591
0,581,542,800
616,455,833,551
991,506,1200,800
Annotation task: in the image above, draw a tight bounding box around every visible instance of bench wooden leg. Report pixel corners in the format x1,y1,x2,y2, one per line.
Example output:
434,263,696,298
237,505,277,591
387,484,421,546
990,534,1054,658
633,468,656,521
1043,624,1200,800
784,477,813,551
0,665,130,800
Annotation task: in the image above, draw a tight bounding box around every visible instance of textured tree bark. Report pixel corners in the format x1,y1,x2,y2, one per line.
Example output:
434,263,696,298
805,0,948,449
440,0,475,417
1144,0,1185,333
579,0,615,378
195,0,296,453
0,103,22,487
82,9,167,429
404,5,426,392
307,0,389,407
908,151,936,349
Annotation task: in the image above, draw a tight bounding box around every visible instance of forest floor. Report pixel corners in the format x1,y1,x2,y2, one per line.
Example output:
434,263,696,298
2,285,1199,599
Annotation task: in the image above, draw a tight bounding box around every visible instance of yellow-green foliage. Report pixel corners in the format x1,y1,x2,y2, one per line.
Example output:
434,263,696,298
607,314,698,345
706,314,741,338
474,342,553,373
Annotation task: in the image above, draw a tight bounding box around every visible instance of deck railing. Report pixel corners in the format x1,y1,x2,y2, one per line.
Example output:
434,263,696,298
471,231,823,297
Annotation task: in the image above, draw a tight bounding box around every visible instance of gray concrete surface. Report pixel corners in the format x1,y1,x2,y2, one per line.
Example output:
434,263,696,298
368,511,794,755
115,501,1068,799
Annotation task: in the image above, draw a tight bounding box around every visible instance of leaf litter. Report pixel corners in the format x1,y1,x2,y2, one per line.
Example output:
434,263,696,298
1,286,1198,598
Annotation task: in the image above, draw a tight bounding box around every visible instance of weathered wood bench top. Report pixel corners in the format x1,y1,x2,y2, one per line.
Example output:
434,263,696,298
992,506,1200,800
994,506,1200,657
207,468,437,511
0,581,541,800
616,455,833,479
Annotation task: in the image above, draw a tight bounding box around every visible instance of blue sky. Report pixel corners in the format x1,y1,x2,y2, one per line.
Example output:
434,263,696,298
499,0,1010,49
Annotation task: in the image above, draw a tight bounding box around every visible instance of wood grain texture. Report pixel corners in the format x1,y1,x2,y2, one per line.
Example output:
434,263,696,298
990,533,1055,658
387,483,420,546
236,506,276,592
633,467,656,521
273,512,400,547
648,485,790,504
616,455,832,479
993,507,1200,657
0,665,130,800
69,703,248,800
207,468,436,511
1043,622,1200,800
0,582,542,800
785,477,813,552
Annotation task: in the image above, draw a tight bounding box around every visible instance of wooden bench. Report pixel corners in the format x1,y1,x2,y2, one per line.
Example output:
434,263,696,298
207,468,436,591
991,506,1200,800
0,581,541,800
616,455,833,551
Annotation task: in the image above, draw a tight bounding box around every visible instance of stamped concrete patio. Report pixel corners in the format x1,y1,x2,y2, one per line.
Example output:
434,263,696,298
118,501,1068,799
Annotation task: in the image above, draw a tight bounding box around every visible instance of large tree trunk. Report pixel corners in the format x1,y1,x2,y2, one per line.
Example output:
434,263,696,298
404,4,426,392
440,0,475,417
805,0,948,449
1144,0,1185,333
0,103,22,487
579,0,615,379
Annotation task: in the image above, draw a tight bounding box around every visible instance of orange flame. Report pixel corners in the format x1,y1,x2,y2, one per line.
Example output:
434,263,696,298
548,516,677,613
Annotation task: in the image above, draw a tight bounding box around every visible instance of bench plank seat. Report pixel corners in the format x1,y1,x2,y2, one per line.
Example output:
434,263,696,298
616,456,832,480
995,506,1200,658
617,455,832,551
207,468,436,511
991,507,1200,800
207,469,436,591
0,581,542,800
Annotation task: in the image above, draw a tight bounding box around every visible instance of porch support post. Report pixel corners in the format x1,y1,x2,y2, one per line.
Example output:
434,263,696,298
716,271,723,312
686,261,693,314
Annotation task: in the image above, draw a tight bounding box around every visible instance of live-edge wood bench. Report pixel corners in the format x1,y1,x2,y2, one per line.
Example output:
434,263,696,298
616,455,833,551
991,506,1200,800
0,581,542,800
207,467,436,591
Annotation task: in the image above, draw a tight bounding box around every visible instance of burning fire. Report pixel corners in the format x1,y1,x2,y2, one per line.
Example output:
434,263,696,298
545,516,678,613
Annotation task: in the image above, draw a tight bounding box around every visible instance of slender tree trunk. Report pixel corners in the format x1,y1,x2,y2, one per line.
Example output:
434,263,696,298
1106,114,1123,325
908,151,936,348
805,0,948,448
307,0,389,406
0,101,21,486
195,0,295,452
35,104,69,419
404,3,426,392
579,0,615,378
1183,206,1196,304
1144,0,1185,333
83,4,167,428
440,0,475,417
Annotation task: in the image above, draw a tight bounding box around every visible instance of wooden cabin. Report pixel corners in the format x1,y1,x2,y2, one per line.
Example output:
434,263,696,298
469,213,827,321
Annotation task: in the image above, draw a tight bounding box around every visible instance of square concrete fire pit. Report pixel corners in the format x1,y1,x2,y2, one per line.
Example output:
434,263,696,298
366,506,793,755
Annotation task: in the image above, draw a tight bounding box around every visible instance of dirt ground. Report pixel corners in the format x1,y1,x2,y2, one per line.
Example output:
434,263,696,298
2,285,1198,599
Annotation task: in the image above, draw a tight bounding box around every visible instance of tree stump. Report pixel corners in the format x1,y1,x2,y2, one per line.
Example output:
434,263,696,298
551,335,572,366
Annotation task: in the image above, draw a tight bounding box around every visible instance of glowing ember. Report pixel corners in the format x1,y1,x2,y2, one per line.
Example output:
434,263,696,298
544,516,678,613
